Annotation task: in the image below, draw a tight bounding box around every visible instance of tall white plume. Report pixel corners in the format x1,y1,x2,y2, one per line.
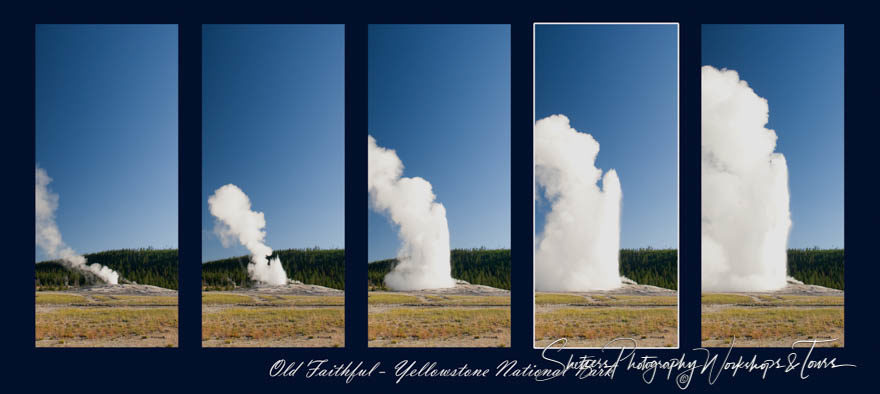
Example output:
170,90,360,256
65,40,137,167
534,115,622,291
368,135,455,291
701,65,791,292
208,184,288,286
35,165,120,285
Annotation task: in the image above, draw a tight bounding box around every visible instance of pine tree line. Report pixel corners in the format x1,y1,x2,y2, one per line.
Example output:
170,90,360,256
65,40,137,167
35,247,841,292
369,248,679,291
202,248,345,290
35,248,179,290
369,248,511,290
787,248,844,290
620,248,678,290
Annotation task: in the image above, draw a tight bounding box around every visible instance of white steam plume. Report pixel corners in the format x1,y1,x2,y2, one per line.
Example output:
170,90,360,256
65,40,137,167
208,184,288,286
701,65,791,292
534,115,622,291
35,165,120,285
368,135,455,291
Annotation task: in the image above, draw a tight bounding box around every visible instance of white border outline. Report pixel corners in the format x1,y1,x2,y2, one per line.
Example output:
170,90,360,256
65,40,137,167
532,22,681,350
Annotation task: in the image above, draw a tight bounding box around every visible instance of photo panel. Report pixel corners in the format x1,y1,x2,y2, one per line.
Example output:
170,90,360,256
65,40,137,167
201,24,345,348
367,24,512,348
533,23,680,349
700,24,844,348
35,24,179,347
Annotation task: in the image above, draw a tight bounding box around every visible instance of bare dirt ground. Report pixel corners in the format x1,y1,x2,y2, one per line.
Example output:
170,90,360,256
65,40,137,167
35,335,176,348
702,282,844,348
201,335,343,348
368,280,510,348
70,283,178,296
758,282,843,296
406,279,511,296
35,285,178,348
535,282,678,348
202,283,344,348
222,282,344,296
566,282,678,297
368,334,511,348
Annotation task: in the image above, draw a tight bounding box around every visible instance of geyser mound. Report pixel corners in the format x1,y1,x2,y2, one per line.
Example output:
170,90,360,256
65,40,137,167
368,135,455,291
534,115,622,291
208,184,288,287
701,65,791,292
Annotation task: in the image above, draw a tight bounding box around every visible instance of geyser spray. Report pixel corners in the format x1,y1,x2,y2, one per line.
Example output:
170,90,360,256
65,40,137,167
35,165,120,285
208,184,288,286
534,115,623,291
368,135,456,291
701,65,791,292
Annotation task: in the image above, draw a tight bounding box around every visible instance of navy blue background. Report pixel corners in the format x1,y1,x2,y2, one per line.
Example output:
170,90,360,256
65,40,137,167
11,2,876,392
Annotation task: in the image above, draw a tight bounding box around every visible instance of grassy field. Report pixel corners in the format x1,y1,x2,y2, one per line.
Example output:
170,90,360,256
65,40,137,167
535,293,677,348
368,292,510,347
35,292,178,347
201,292,344,347
702,293,844,347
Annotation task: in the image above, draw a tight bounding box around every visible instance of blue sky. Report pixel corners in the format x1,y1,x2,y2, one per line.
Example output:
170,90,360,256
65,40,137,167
703,25,844,249
35,25,178,261
368,25,511,261
535,24,679,249
202,25,345,262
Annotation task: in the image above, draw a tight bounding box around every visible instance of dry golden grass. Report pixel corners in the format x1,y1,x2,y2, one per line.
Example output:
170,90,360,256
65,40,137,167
425,295,510,306
368,293,422,304
202,307,344,340
534,293,676,306
600,295,677,306
37,293,178,306
202,293,255,304
35,293,88,304
702,294,843,306
36,308,178,340
35,293,178,347
702,307,843,343
535,293,587,304
93,295,178,305
369,293,510,306
256,295,344,305
369,307,509,341
702,294,756,304
755,295,844,306
201,292,345,347
534,293,678,347
535,308,677,341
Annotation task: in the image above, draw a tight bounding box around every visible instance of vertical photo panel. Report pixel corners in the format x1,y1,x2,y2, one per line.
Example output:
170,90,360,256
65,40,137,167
700,24,844,348
367,24,511,348
35,24,179,347
533,23,680,349
201,25,345,348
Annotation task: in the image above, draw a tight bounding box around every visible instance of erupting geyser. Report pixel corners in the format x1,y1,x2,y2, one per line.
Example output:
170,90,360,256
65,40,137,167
701,66,791,292
368,135,455,291
35,165,120,285
208,184,288,286
534,115,622,291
